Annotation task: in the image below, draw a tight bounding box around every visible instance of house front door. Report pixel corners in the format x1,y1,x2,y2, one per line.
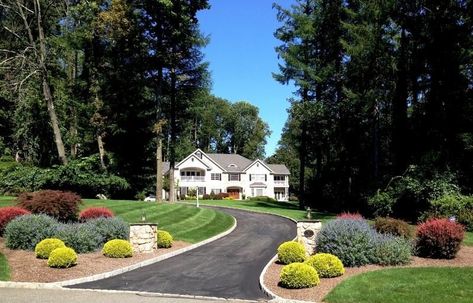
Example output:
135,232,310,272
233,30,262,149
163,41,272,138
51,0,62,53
227,189,240,200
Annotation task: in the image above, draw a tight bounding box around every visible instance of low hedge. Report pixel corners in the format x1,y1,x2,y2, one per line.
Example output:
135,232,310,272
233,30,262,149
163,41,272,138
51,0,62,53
280,262,319,289
4,214,59,250
277,241,306,265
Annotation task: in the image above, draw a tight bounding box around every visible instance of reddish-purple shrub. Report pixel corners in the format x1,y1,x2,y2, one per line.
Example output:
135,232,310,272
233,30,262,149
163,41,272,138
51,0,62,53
0,206,30,235
416,218,464,259
16,190,82,222
79,207,114,221
216,192,229,200
337,212,364,220
374,217,412,238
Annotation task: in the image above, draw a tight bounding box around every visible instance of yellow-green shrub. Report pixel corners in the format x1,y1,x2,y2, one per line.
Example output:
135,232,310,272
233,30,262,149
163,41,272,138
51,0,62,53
35,238,65,259
47,247,77,268
277,241,306,264
102,239,133,258
280,262,319,289
305,253,345,278
157,230,173,248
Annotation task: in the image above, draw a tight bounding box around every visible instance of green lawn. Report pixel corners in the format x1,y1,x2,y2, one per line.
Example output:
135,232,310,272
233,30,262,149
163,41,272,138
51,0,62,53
0,252,9,281
325,267,473,303
0,197,234,244
183,199,335,222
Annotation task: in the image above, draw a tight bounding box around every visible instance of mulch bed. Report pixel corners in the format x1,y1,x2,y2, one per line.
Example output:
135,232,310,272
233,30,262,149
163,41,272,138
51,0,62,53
0,238,190,283
264,245,473,303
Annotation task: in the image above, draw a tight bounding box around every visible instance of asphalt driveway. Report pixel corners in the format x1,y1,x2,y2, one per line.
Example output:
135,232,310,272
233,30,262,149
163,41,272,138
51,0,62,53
68,207,296,300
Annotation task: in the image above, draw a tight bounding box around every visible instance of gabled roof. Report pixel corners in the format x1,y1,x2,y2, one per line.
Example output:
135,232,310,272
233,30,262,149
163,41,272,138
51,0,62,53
206,153,253,173
175,150,212,170
243,159,274,173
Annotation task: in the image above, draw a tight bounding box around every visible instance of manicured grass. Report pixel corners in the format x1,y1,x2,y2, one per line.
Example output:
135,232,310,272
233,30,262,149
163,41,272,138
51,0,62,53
325,267,473,303
183,199,335,222
0,252,9,281
464,231,473,246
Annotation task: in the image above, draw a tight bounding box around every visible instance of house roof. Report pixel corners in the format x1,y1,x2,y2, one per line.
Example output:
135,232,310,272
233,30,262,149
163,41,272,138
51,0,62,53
206,153,253,173
267,164,290,175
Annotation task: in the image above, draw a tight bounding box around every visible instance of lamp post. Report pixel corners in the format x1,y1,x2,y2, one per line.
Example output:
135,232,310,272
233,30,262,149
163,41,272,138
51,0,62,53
195,186,200,208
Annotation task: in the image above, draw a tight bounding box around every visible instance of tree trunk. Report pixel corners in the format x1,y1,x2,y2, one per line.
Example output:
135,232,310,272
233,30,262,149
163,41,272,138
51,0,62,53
156,137,163,201
70,51,79,158
168,68,177,203
97,134,106,170
36,0,67,164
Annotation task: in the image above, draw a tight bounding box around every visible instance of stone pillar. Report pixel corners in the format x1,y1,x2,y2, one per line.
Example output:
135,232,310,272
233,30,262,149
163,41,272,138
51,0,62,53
129,223,158,253
297,220,322,256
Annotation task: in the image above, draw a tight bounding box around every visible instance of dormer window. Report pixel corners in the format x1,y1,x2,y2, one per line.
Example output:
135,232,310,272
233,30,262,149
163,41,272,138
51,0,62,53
228,164,237,168
195,151,202,159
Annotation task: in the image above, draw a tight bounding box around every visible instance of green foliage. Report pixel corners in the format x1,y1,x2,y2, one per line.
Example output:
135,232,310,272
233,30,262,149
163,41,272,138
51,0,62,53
4,214,59,250
277,241,306,264
304,253,345,278
47,247,77,268
0,252,9,281
86,217,129,245
248,196,277,203
423,195,473,231
372,234,412,266
35,238,66,259
157,230,173,248
374,217,412,238
102,239,133,258
279,262,320,289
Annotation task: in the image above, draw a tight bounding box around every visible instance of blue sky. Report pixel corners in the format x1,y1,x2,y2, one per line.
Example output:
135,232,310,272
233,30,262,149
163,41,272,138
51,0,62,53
197,0,295,157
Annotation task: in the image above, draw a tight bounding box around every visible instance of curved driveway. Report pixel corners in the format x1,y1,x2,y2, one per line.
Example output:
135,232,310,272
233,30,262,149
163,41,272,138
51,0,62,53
68,207,296,300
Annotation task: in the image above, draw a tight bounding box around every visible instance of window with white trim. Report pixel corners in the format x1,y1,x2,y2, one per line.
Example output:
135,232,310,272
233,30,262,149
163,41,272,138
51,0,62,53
211,173,221,181
256,188,264,196
250,174,266,181
211,189,222,194
228,174,240,181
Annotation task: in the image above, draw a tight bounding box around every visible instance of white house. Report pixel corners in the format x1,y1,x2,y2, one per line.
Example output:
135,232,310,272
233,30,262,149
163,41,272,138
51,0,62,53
163,149,290,201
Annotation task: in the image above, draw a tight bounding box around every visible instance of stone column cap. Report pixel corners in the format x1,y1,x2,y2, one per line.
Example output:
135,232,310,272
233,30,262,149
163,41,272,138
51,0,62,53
297,220,322,223
130,223,158,226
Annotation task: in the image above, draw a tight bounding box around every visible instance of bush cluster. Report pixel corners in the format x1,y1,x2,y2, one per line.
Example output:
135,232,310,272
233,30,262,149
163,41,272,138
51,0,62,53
79,207,114,221
374,217,412,238
277,241,306,265
422,195,473,231
35,238,66,259
416,218,464,259
304,253,345,278
88,217,129,245
0,206,30,235
102,239,133,258
157,230,173,248
47,247,77,268
17,190,82,222
336,212,364,220
54,223,103,253
5,214,59,250
279,263,319,289
248,196,277,202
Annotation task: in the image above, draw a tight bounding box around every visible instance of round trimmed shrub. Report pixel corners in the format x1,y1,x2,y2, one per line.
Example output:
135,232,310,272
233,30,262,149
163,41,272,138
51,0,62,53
372,233,412,266
157,230,173,248
304,253,345,278
416,218,464,259
280,262,319,289
35,238,66,259
277,241,306,264
4,214,59,250
79,207,114,221
102,239,133,258
0,206,30,235
374,217,412,238
87,217,129,245
17,190,82,222
47,247,77,268
316,218,376,267
54,223,103,253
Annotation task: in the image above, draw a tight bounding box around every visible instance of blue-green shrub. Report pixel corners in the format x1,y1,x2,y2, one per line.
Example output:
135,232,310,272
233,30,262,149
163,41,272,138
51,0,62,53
316,218,377,267
86,217,129,245
372,234,412,265
4,214,59,250
54,223,103,253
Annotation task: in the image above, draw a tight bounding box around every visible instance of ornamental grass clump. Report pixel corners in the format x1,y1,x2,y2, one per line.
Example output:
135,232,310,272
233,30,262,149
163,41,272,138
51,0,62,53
304,253,345,278
35,238,66,259
157,230,173,248
4,214,59,250
102,239,133,258
279,262,319,289
47,247,77,268
277,241,306,264
416,218,464,259
316,218,376,267
372,233,412,266
0,206,30,235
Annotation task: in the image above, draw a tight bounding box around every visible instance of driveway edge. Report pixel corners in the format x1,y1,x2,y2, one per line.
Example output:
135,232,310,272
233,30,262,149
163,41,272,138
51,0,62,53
0,214,237,289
